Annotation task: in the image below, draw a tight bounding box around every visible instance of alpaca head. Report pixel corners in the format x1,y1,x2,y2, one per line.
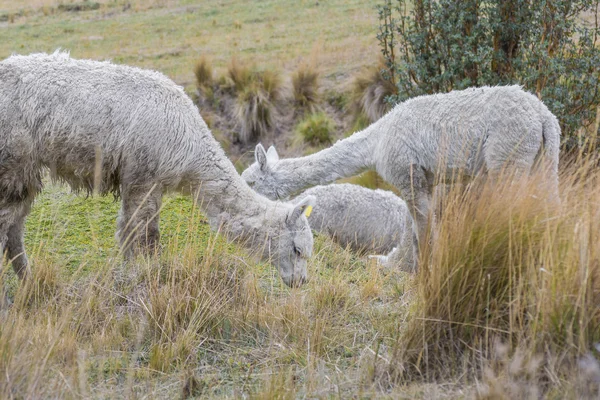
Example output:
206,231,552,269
268,195,315,287
241,144,284,200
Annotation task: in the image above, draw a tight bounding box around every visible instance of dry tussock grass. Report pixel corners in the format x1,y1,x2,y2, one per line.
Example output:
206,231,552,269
291,63,320,112
351,57,398,123
225,58,284,144
193,56,213,90
382,153,600,395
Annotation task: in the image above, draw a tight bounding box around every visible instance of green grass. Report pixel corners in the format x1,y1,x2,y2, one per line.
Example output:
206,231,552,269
22,183,215,274
0,0,379,90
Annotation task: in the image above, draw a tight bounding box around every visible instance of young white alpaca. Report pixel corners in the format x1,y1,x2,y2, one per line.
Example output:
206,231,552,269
242,86,560,266
0,51,315,288
291,183,414,269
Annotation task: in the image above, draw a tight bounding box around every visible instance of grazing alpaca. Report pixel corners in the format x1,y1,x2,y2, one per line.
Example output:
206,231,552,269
291,184,414,269
242,86,560,265
0,51,315,287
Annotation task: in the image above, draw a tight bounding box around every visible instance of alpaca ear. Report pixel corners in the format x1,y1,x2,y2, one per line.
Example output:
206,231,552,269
288,195,316,224
255,144,269,171
266,146,279,162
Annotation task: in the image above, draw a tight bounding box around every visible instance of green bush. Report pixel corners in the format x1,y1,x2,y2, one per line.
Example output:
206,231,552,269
296,112,334,145
377,0,600,148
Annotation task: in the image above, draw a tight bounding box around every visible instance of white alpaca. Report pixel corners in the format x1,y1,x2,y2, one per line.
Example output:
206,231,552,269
242,86,560,266
0,51,315,287
291,184,414,269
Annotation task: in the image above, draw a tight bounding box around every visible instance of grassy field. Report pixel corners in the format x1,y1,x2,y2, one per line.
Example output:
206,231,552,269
1,1,600,399
0,0,379,90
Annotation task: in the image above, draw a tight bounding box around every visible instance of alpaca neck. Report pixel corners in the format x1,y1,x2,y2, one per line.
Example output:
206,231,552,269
197,163,265,224
188,149,272,241
274,124,378,197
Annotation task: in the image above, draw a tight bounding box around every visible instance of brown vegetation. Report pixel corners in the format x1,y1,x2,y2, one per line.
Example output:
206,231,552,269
291,63,320,111
351,57,397,123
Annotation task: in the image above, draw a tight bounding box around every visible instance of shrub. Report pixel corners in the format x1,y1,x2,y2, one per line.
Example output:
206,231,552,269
351,57,397,123
295,112,334,145
193,56,213,89
377,0,600,147
291,64,320,110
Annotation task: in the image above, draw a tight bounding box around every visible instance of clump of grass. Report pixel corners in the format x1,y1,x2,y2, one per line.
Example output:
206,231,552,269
390,160,600,386
350,112,372,133
291,63,320,110
193,56,213,89
295,111,334,146
227,57,253,93
235,83,274,144
260,69,283,101
228,59,283,143
351,57,397,123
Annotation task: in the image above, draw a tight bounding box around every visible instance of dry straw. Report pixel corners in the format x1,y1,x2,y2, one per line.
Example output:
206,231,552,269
389,153,600,384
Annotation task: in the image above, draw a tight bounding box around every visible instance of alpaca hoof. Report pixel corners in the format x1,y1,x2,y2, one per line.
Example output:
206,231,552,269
368,247,398,266
368,254,389,265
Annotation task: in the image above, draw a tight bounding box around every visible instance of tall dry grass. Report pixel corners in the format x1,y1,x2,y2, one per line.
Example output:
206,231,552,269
385,154,600,391
0,192,411,397
0,202,264,397
194,56,213,90
291,63,320,112
227,58,284,144
351,57,397,123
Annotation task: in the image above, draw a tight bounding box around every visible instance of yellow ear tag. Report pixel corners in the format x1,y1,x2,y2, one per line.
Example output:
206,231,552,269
304,205,313,217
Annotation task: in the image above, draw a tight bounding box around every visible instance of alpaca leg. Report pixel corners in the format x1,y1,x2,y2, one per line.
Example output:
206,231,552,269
389,165,433,270
393,166,433,245
116,185,162,258
0,173,40,280
6,208,30,280
0,215,12,309
0,205,23,273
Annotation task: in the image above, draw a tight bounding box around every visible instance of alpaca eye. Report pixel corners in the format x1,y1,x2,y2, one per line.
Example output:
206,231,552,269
293,246,302,257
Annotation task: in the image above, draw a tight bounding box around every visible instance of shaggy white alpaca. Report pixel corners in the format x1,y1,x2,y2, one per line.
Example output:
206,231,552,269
0,51,315,287
242,86,560,267
291,184,414,269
